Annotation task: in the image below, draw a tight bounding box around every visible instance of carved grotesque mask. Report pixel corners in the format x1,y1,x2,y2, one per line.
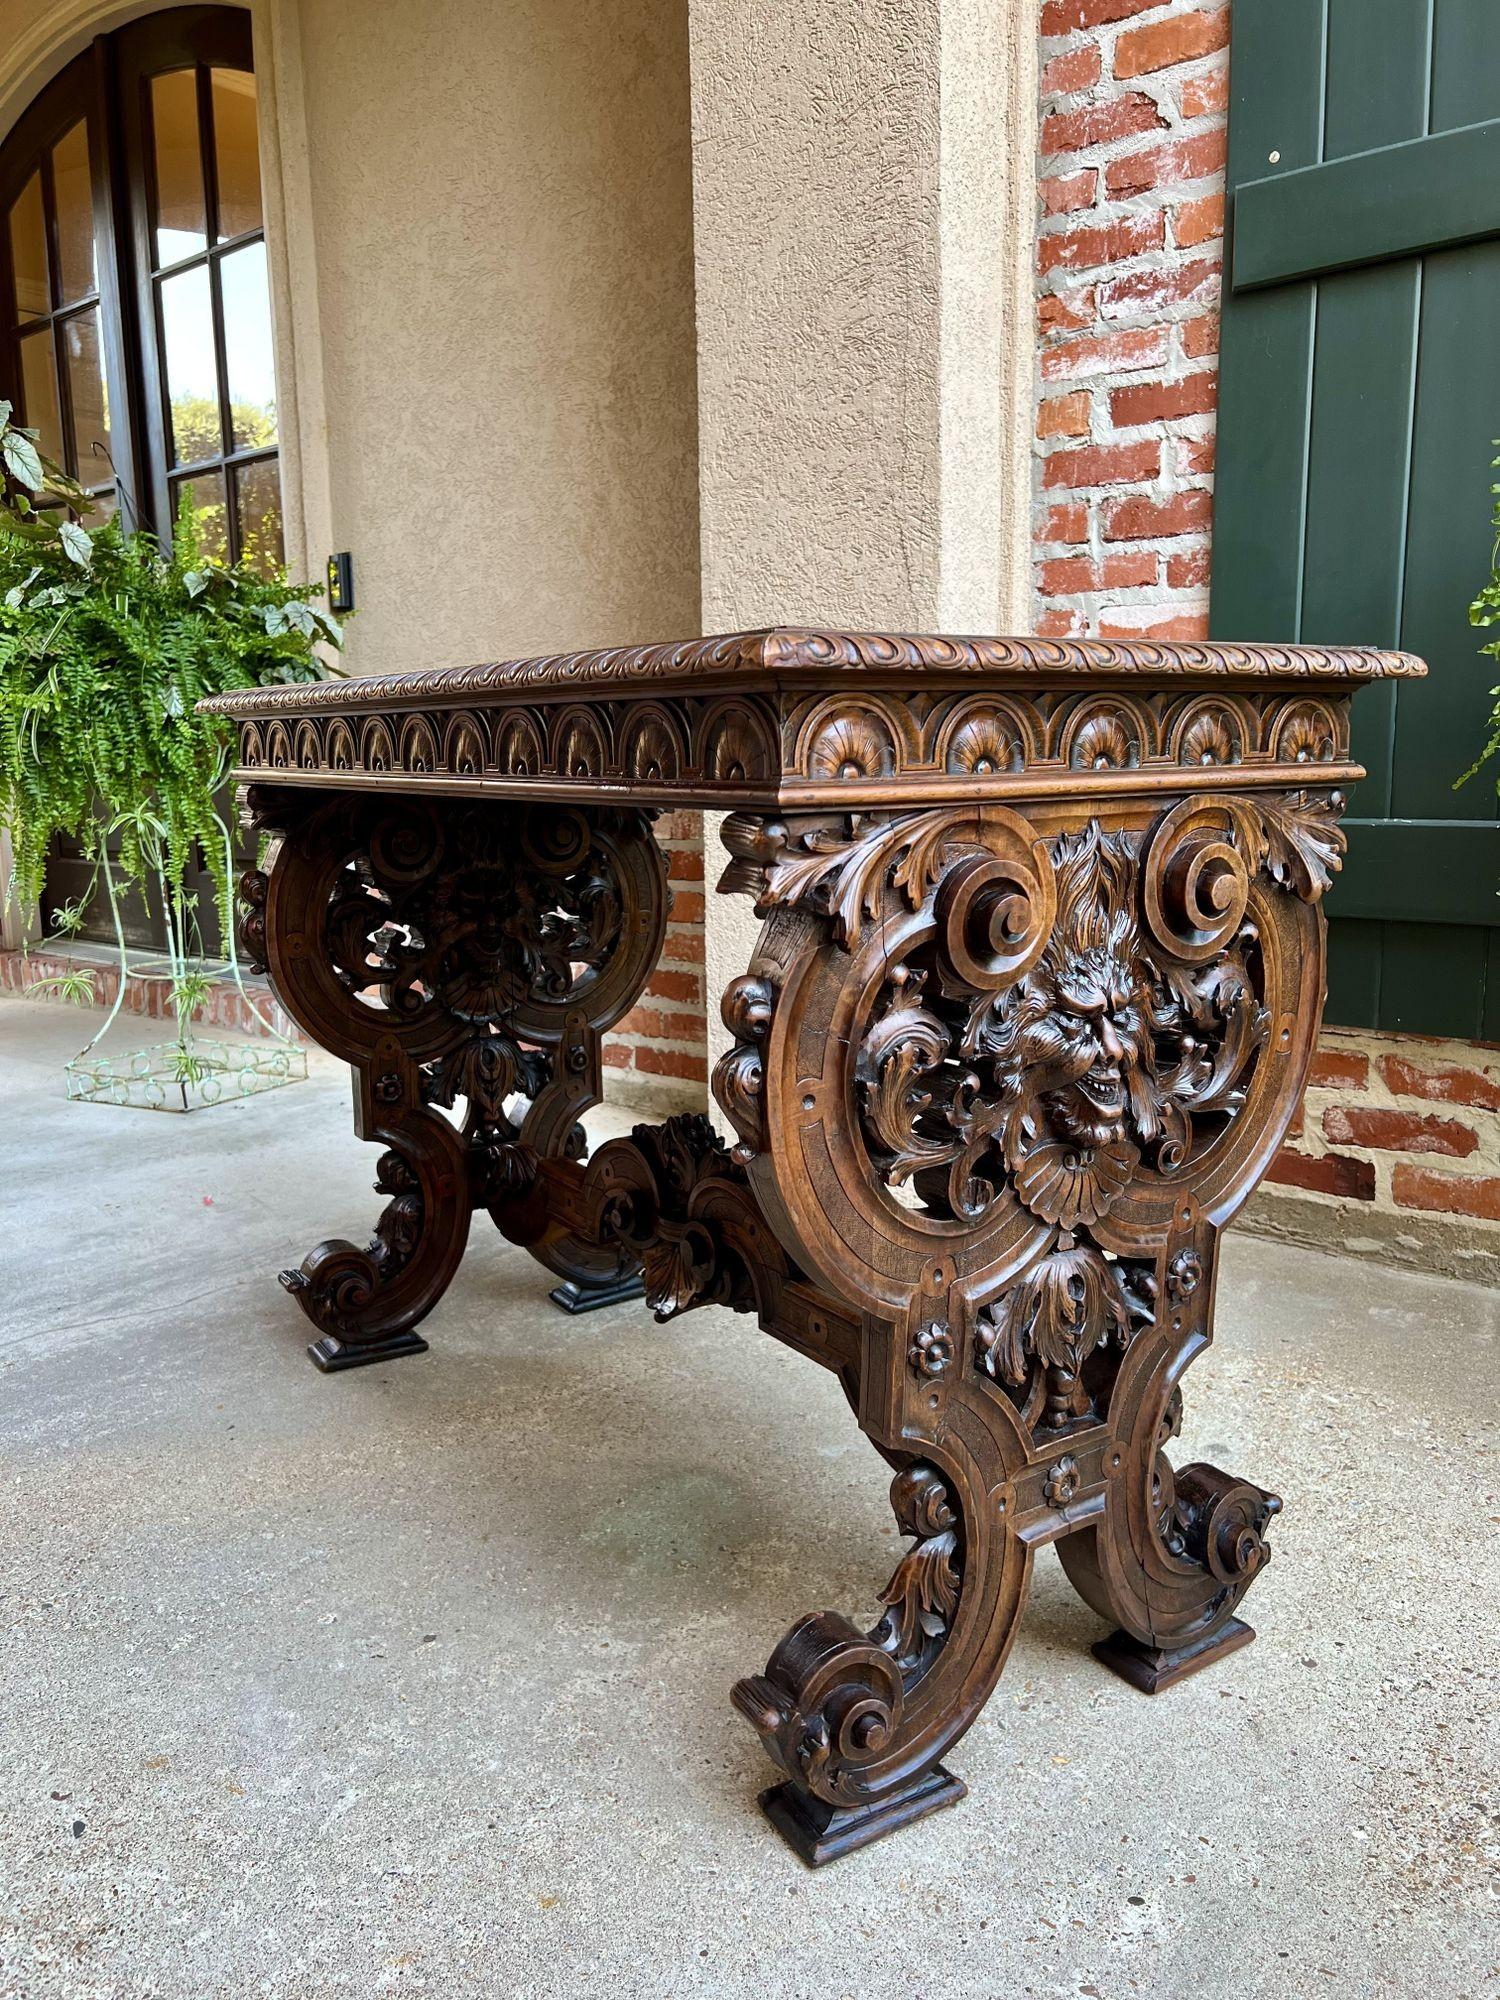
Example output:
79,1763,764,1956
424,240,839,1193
977,825,1165,1227
1032,942,1152,1152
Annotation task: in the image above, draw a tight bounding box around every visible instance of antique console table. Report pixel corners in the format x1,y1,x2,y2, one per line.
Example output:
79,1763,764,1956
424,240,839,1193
201,627,1421,1864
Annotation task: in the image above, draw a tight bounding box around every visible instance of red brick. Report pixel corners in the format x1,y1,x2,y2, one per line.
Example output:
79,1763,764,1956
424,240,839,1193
1115,7,1228,79
1106,129,1227,197
1039,286,1098,336
667,890,705,925
1174,191,1225,249
1167,542,1212,588
1038,550,1158,595
1042,326,1170,383
1042,44,1102,97
661,931,703,964
665,847,702,882
616,1003,703,1043
1043,93,1166,160
634,1043,708,1083
1100,610,1210,640
1104,488,1213,539
1041,168,1098,218
1099,257,1221,319
645,967,702,1005
1379,1054,1500,1113
1039,212,1164,277
1177,433,1216,476
1392,1164,1500,1221
1309,1049,1369,1089
1110,370,1218,427
1322,1106,1479,1158
1266,1149,1377,1201
1038,390,1093,439
1181,67,1229,118
1039,500,1090,544
1180,311,1220,359
1041,0,1160,29
1037,607,1086,637
1043,438,1161,490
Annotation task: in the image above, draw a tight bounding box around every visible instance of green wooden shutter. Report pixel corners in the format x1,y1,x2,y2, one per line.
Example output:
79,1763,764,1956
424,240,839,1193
1213,0,1500,1036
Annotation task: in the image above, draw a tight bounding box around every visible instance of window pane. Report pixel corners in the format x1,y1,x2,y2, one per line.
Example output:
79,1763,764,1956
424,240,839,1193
159,262,219,465
219,240,276,449
211,69,261,240
151,68,206,264
233,455,282,574
18,326,63,469
63,309,111,479
172,467,228,563
53,120,96,303
8,170,48,320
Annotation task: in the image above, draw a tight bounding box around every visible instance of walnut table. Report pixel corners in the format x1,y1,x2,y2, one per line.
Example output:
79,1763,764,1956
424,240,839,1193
201,627,1421,1865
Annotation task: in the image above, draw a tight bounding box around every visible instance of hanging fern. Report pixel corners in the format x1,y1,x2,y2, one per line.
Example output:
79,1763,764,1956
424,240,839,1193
0,400,341,938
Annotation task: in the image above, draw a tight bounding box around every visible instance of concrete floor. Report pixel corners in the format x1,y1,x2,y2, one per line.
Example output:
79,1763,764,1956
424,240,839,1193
1,994,1495,2000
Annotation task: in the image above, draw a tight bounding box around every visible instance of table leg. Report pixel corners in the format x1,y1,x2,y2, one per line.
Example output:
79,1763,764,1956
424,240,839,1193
709,791,1328,1859
239,788,665,1368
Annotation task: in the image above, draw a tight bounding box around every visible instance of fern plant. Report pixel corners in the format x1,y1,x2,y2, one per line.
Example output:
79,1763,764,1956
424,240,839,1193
0,400,341,1065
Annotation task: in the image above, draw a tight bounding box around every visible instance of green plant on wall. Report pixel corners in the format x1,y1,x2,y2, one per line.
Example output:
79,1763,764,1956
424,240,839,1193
0,399,341,1087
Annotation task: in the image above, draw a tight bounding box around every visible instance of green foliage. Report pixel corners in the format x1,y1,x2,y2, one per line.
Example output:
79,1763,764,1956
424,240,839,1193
29,967,99,1006
1463,444,1500,789
0,399,342,929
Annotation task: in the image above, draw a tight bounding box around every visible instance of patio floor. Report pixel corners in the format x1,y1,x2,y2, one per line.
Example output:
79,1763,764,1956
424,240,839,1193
1,993,1494,2000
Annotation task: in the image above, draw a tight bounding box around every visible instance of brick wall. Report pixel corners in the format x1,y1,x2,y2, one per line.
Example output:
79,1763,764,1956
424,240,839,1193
0,946,300,1040
1035,0,1226,644
1032,0,1500,1273
602,810,707,1107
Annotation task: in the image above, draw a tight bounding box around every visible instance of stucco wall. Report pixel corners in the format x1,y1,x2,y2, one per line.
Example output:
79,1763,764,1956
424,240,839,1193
286,0,701,672
688,0,1041,1092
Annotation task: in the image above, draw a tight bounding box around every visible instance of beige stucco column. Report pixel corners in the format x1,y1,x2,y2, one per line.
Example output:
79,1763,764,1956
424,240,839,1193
687,0,1041,1075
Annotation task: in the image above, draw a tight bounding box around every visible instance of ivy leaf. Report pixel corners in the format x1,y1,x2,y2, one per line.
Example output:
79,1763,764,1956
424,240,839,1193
314,609,345,647
2,428,45,491
262,603,288,636
59,521,94,569
0,399,12,427
183,569,209,599
280,598,318,639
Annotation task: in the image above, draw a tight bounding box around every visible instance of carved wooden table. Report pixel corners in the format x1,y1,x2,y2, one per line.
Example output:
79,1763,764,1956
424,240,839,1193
202,627,1421,1865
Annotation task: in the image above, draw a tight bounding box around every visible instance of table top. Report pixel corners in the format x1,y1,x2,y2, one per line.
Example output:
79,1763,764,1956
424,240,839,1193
205,626,1424,811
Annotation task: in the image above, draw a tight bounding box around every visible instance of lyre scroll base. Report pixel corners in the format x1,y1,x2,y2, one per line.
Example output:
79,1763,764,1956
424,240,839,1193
758,1764,967,1868
306,1329,431,1373
1092,1615,1256,1694
548,1273,647,1316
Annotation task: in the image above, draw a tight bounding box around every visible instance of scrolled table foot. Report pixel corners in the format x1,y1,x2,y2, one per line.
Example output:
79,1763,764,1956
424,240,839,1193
732,1452,1030,1862
755,1764,966,1868
547,1273,647,1315
1091,1615,1256,1695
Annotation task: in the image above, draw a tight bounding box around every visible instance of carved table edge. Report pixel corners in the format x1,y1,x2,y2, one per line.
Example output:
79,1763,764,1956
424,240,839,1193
197,626,1426,718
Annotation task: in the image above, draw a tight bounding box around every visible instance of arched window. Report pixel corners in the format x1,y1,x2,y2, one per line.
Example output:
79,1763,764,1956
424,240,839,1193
0,5,281,567
0,6,281,945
